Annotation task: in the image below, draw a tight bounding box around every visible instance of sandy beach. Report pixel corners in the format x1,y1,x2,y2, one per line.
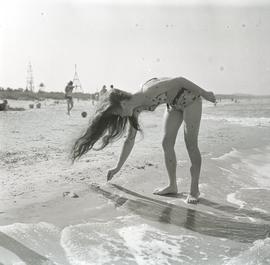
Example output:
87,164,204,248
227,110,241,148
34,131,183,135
2,0,270,263
1,98,270,264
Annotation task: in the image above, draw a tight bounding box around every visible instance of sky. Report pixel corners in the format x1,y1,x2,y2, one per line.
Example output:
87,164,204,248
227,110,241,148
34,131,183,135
0,0,270,94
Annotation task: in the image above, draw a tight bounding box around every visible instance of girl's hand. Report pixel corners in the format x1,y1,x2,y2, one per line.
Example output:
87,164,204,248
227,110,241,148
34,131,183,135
203,91,216,103
107,167,120,181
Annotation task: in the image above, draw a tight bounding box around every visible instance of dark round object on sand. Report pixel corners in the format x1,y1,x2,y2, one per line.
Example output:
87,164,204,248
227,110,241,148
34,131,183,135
81,111,87,118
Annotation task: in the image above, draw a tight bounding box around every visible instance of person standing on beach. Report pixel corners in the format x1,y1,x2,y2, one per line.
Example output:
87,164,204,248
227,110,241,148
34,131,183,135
100,85,108,98
71,77,216,203
0,99,8,111
65,81,74,115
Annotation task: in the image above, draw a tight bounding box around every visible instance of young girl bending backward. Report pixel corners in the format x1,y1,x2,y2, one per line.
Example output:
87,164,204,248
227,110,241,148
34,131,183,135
72,77,216,203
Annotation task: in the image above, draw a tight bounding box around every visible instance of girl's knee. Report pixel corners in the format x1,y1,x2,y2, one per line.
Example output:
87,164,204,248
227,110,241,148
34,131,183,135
186,142,201,159
162,137,175,150
184,136,198,150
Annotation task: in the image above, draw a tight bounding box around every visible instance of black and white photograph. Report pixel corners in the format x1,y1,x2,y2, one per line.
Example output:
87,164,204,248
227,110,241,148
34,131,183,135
0,0,270,264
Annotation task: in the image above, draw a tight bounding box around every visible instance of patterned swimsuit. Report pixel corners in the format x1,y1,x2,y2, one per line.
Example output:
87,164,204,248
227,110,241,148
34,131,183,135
167,87,201,111
135,78,201,113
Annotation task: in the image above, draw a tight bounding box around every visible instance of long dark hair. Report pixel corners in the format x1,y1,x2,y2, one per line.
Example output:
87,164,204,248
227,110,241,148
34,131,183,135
71,89,141,161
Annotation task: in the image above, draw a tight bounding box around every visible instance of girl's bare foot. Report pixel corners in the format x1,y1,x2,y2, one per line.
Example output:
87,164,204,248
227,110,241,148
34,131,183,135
153,185,178,195
185,192,200,204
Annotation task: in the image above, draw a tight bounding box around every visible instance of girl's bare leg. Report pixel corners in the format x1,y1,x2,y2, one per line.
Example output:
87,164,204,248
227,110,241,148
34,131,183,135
70,99,74,111
183,98,202,203
67,99,73,115
67,101,70,115
154,108,183,195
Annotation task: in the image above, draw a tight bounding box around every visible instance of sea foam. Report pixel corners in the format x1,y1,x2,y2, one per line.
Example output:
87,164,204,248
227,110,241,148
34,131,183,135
226,192,246,209
61,221,136,265
0,222,65,265
211,148,240,161
202,114,270,127
223,238,270,265
118,224,198,265
60,221,199,265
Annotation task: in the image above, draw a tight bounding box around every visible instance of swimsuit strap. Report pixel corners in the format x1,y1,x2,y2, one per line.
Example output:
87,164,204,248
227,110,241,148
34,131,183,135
144,77,158,85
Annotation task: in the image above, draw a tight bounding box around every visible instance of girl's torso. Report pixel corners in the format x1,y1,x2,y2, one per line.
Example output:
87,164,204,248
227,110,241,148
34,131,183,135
136,77,200,113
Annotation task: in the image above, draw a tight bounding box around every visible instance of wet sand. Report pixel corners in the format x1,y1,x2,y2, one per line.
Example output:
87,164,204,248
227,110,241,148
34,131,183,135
1,99,270,264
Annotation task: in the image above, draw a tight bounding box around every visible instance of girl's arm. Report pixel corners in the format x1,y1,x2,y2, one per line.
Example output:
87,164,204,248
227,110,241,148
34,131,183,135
144,77,216,103
107,125,137,181
180,77,216,102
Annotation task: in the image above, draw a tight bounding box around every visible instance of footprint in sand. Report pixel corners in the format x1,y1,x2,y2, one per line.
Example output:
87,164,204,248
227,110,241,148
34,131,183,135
135,162,155,170
62,192,79,198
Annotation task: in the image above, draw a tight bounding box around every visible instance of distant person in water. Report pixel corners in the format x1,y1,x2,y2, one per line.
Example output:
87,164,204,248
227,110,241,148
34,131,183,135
71,77,216,203
65,81,74,115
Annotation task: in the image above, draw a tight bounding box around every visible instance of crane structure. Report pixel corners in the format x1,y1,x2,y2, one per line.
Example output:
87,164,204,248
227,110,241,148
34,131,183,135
73,64,83,93
26,61,35,92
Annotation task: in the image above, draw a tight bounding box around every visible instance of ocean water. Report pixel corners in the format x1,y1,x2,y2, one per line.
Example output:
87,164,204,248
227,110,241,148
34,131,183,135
202,98,270,127
0,215,270,265
1,98,270,264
